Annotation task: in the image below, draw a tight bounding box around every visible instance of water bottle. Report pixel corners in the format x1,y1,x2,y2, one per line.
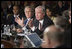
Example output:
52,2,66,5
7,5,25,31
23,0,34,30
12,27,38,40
1,44,4,48
7,25,10,33
3,25,7,34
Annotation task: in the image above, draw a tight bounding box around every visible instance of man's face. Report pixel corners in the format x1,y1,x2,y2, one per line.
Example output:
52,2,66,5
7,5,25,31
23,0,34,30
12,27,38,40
25,8,32,18
35,8,44,20
13,6,19,15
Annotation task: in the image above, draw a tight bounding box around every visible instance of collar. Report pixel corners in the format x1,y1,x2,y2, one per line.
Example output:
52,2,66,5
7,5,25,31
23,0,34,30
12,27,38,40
27,18,31,21
39,19,44,25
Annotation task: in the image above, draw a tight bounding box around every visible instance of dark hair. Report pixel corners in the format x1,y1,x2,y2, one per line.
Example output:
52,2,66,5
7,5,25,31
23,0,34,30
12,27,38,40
45,6,54,16
46,6,52,12
13,5,20,10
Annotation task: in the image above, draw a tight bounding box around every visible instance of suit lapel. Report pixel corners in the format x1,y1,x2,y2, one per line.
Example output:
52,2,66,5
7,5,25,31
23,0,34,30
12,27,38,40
34,19,39,27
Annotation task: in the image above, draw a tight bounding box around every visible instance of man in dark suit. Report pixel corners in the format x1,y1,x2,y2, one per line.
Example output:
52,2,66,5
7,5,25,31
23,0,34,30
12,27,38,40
28,6,54,38
8,5,23,26
24,6,34,26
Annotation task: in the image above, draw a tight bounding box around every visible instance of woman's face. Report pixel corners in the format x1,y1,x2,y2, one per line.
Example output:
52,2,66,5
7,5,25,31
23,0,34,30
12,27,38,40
46,9,51,17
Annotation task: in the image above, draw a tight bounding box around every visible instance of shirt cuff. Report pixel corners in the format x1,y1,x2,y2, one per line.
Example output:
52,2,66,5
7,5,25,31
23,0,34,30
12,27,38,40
22,26,26,30
30,26,36,31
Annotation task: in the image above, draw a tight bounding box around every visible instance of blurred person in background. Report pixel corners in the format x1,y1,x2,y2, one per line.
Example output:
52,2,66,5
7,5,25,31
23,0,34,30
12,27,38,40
53,16,71,48
46,7,56,22
7,1,13,14
41,25,65,48
1,1,9,25
54,1,65,16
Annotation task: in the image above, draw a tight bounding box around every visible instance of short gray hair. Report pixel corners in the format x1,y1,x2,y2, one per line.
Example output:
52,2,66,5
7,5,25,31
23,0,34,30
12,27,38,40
35,6,45,14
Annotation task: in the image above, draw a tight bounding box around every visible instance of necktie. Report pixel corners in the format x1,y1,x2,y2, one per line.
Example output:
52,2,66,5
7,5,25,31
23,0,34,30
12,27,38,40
39,22,42,30
24,19,28,25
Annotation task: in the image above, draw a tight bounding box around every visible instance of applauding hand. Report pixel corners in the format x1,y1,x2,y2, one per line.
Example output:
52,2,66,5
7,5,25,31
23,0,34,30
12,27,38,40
15,17,24,27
